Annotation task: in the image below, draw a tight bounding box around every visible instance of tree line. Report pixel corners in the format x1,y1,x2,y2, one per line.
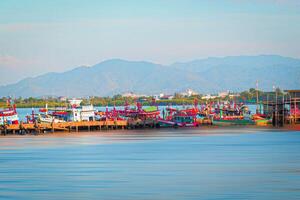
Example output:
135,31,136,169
0,88,284,108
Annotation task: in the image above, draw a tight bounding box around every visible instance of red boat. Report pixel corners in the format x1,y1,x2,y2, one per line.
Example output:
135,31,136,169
114,101,160,120
158,100,201,128
0,99,19,125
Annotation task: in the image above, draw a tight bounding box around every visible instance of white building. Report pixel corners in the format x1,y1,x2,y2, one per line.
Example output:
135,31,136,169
218,91,229,98
153,93,164,100
122,92,148,98
201,94,217,100
181,89,198,97
160,95,174,100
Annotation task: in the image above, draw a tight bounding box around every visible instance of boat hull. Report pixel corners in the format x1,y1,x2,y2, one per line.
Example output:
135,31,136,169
213,119,255,126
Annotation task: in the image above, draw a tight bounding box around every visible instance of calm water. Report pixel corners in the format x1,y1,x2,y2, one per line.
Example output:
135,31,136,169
0,127,300,200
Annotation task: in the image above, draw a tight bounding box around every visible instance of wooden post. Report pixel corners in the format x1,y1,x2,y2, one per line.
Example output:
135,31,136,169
4,125,7,136
34,121,38,135
51,122,54,133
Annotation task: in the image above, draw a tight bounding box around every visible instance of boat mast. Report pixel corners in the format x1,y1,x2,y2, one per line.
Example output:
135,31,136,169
256,80,259,114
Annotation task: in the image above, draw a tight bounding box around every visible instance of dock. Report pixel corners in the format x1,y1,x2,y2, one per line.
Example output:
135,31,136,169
0,120,127,135
0,118,213,135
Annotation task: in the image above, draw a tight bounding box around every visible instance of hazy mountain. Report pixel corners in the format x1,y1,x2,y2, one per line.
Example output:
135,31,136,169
0,55,299,97
171,55,300,92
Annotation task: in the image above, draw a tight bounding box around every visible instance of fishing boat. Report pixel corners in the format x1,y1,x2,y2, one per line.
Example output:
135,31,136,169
251,83,272,126
213,118,255,126
0,99,19,125
158,105,200,128
115,101,160,128
37,99,96,122
117,101,160,119
37,114,66,123
252,113,271,126
212,103,255,126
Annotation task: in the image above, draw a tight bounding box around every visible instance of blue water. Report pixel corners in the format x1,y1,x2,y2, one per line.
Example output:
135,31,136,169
0,127,299,200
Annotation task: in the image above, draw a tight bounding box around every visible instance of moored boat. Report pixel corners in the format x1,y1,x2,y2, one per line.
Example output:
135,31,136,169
0,99,19,125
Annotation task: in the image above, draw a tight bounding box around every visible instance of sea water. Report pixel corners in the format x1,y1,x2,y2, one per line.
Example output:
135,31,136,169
0,127,299,200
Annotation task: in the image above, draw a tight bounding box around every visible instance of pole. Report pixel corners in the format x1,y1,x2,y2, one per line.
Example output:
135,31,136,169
266,94,269,115
282,94,285,126
256,80,259,114
295,98,297,124
275,89,278,127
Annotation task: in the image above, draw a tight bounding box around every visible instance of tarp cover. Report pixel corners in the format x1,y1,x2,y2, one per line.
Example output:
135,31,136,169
143,106,157,112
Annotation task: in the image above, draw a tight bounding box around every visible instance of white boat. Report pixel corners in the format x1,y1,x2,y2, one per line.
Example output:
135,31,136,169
37,114,65,123
38,99,96,122
0,101,19,125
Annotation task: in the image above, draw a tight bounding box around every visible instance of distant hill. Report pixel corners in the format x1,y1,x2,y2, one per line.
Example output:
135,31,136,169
0,55,299,97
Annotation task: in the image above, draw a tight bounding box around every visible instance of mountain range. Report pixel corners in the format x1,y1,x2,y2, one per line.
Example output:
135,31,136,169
1,55,299,97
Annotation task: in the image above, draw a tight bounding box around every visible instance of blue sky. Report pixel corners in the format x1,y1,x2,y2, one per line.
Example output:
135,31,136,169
0,0,299,85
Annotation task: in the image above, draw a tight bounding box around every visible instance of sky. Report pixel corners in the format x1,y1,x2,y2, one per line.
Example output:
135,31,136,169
0,0,300,85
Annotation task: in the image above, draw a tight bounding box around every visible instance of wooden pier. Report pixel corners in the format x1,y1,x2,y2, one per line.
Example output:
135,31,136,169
0,117,214,135
0,120,127,135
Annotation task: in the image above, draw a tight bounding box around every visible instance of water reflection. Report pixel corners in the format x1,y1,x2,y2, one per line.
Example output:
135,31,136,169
0,128,300,200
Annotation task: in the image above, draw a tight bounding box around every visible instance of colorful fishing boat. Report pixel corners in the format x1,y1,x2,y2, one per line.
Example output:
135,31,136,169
158,105,200,127
212,103,255,125
37,99,96,123
0,99,19,125
114,101,160,128
117,101,160,119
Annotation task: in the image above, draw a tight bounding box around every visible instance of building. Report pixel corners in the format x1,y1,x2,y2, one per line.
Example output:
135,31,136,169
228,93,240,98
160,95,174,100
180,89,198,97
58,96,68,101
122,92,148,98
201,94,217,100
218,91,229,98
153,93,164,100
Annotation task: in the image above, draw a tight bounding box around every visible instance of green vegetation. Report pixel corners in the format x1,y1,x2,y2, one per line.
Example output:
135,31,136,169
0,88,285,108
